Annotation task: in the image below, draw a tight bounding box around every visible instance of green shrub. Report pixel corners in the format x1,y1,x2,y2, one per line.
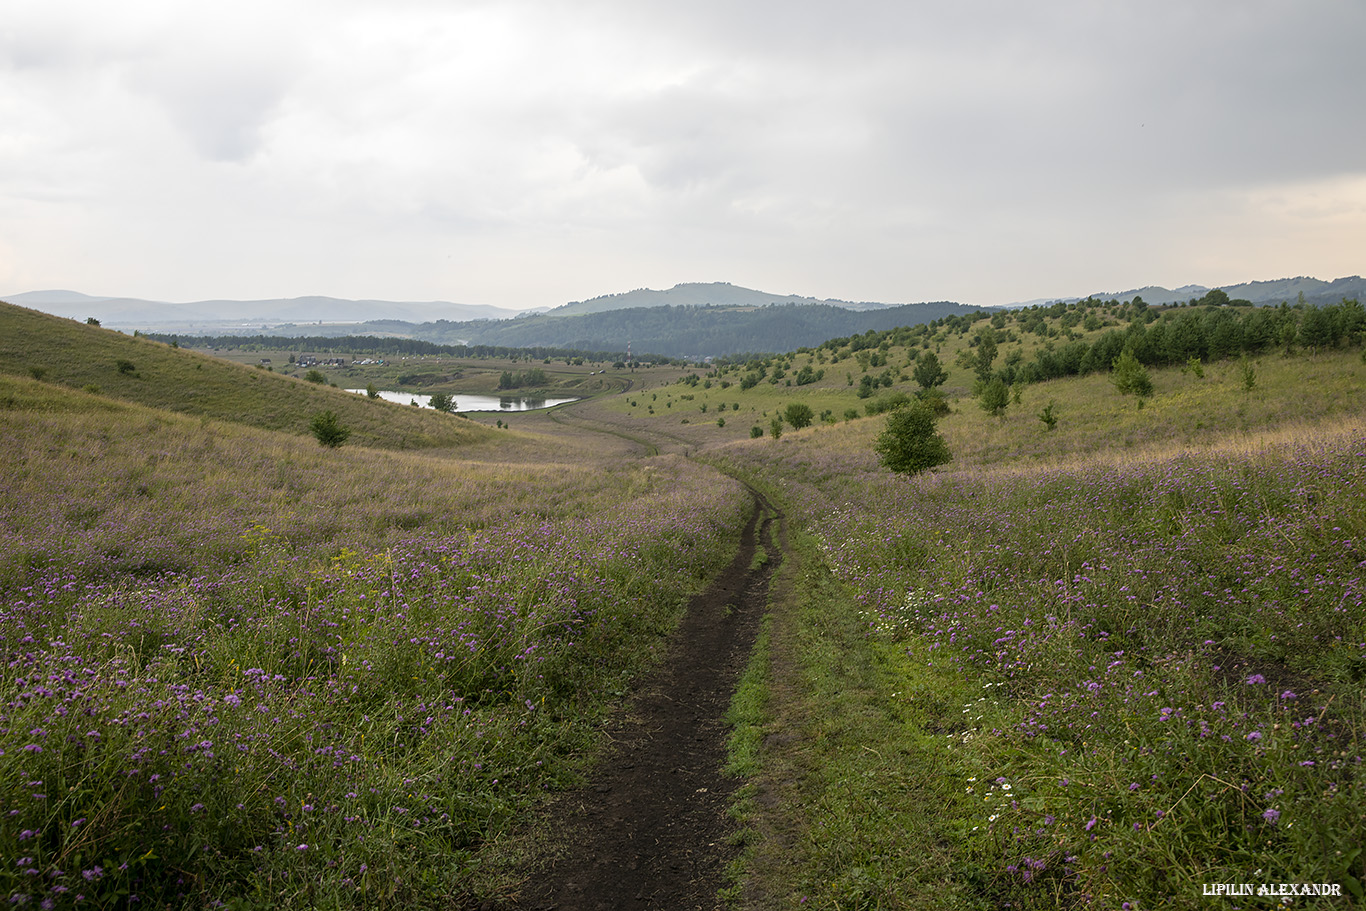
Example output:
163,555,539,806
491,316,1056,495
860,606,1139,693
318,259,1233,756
1038,400,1059,430
916,388,951,417
874,401,950,475
309,410,351,448
1111,348,1154,398
1240,356,1257,391
978,376,1009,415
784,403,814,429
864,391,911,416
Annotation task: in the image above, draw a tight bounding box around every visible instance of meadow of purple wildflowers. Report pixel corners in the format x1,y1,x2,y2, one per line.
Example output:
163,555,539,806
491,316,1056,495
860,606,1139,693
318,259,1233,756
711,416,1366,907
0,374,748,907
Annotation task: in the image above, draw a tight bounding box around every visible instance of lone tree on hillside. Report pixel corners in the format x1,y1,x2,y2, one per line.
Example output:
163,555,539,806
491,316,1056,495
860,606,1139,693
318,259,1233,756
874,401,951,476
784,402,815,429
978,376,1009,416
310,410,351,448
973,327,999,382
912,351,948,393
1111,348,1154,399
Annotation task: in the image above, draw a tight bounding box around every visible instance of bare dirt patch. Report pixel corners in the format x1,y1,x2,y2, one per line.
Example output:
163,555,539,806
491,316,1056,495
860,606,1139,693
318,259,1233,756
476,492,779,910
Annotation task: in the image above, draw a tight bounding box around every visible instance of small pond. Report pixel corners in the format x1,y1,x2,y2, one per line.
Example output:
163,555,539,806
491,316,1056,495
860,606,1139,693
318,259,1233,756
347,389,578,412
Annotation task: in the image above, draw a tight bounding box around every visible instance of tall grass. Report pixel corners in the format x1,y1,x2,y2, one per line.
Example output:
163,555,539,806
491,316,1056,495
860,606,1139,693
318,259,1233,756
0,303,493,451
707,350,1366,908
0,375,749,908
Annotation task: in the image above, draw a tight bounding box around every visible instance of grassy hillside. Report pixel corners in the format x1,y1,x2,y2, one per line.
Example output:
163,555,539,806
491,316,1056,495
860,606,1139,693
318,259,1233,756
692,306,1366,908
0,302,494,451
585,299,1364,456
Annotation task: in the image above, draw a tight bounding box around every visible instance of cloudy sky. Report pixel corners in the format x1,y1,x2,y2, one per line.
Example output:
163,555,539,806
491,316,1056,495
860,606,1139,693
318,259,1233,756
3,0,1363,310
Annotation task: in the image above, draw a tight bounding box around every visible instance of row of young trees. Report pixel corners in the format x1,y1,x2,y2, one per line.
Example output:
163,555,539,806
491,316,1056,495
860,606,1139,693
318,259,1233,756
497,367,549,389
1010,298,1364,386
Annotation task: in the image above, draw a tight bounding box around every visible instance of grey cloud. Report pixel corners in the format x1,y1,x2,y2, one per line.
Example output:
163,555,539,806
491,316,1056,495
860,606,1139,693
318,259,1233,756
2,0,1362,307
124,43,299,163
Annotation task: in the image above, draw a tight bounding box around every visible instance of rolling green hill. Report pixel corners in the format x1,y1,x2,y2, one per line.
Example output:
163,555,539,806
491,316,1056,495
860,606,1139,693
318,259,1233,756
0,302,494,451
364,299,990,357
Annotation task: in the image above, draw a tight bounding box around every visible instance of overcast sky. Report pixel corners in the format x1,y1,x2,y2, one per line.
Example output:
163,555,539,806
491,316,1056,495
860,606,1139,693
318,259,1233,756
3,0,1363,310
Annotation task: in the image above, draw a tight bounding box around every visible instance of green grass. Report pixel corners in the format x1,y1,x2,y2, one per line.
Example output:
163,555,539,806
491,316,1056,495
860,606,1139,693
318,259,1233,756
704,341,1366,908
5,294,1364,908
0,357,750,908
722,529,988,909
0,303,494,451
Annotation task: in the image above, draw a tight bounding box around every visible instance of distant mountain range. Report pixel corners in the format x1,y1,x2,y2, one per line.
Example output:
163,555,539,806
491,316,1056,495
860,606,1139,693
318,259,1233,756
0,290,526,327
549,282,894,316
5,276,1362,358
1023,275,1366,309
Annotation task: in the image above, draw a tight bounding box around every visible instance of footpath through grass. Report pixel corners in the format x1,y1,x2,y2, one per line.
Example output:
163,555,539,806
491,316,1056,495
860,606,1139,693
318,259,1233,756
0,373,750,908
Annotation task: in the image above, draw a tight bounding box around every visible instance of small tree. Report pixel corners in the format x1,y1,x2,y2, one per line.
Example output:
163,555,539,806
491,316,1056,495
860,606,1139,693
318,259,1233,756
912,351,948,392
365,383,379,399
973,328,998,382
917,388,951,417
978,376,1009,416
428,392,454,413
769,416,783,440
304,369,327,384
1038,400,1059,431
310,411,351,448
874,401,951,476
1111,349,1153,398
1298,306,1334,353
784,402,815,429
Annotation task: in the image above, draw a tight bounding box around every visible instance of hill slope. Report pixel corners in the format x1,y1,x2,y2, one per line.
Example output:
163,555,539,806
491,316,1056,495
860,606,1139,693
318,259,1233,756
360,300,991,357
0,302,493,451
549,281,893,316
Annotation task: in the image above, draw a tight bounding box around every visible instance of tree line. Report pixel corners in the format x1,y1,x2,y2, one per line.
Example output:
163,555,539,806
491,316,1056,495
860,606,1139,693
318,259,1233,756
1007,298,1365,386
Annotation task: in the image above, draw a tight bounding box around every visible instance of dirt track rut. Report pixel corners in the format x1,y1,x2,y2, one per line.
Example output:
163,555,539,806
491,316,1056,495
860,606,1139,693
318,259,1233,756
491,490,778,910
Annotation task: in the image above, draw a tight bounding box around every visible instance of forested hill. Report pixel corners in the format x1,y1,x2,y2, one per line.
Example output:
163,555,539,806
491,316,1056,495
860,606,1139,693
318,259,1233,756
546,281,893,316
364,300,988,357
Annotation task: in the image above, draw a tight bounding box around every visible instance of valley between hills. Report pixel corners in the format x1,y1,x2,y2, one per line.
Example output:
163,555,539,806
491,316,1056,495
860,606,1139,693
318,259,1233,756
2,295,1364,909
